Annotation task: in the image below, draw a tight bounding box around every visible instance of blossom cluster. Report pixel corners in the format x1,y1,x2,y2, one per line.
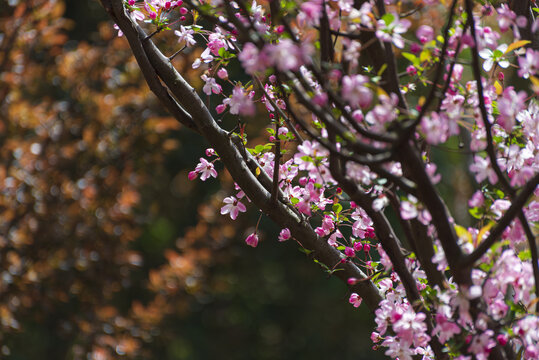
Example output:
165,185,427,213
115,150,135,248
116,1,539,359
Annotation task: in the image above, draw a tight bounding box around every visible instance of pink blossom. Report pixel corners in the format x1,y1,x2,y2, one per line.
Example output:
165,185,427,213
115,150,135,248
267,39,305,71
194,158,217,181
201,75,222,95
278,228,291,241
174,25,196,47
349,293,362,307
416,25,434,44
365,94,398,127
491,199,511,219
425,163,441,184
468,190,484,208
468,330,496,360
376,13,411,49
220,196,247,220
497,87,527,132
421,112,449,144
207,32,229,56
188,171,198,180
222,86,255,115
400,197,418,220
497,4,516,32
245,233,259,247
518,48,539,78
217,68,228,79
341,75,372,109
298,0,322,27
469,155,498,184
432,313,461,343
238,43,265,74
205,148,216,157
353,241,363,252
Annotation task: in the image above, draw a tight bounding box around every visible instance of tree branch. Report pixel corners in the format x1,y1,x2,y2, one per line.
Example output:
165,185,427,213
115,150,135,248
101,0,384,311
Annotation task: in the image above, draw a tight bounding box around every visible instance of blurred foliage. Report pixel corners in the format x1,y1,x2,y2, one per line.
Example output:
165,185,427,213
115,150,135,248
0,1,381,359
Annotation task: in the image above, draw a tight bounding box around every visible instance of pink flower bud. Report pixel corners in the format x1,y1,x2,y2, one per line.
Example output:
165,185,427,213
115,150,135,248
245,233,259,248
188,171,198,180
497,334,508,346
410,42,422,54
349,293,362,307
347,277,358,285
278,228,291,241
406,65,417,76
217,68,228,79
344,247,355,257
353,242,363,252
179,7,188,15
313,93,328,106
216,104,226,114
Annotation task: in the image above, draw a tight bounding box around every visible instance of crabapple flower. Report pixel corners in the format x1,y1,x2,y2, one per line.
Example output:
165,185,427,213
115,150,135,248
478,44,509,72
245,233,259,247
497,4,516,32
194,158,217,181
278,228,291,241
238,42,265,75
341,75,372,109
220,196,247,220
174,26,196,47
469,155,498,184
201,74,222,95
518,48,539,78
400,196,418,220
468,190,484,208
376,13,411,49
497,87,527,132
192,48,214,69
349,293,362,307
222,86,255,115
416,25,434,44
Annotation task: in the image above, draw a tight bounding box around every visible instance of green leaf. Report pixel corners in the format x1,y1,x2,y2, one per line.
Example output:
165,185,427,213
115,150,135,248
518,249,531,261
469,207,483,219
332,203,343,215
402,52,418,65
381,13,395,25
377,63,388,76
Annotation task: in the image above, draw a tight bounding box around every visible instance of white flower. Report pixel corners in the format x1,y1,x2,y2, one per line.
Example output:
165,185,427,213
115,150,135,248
174,26,196,47
479,44,509,72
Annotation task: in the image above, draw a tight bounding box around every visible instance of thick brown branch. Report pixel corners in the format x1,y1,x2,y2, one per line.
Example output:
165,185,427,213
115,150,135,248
102,0,384,311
